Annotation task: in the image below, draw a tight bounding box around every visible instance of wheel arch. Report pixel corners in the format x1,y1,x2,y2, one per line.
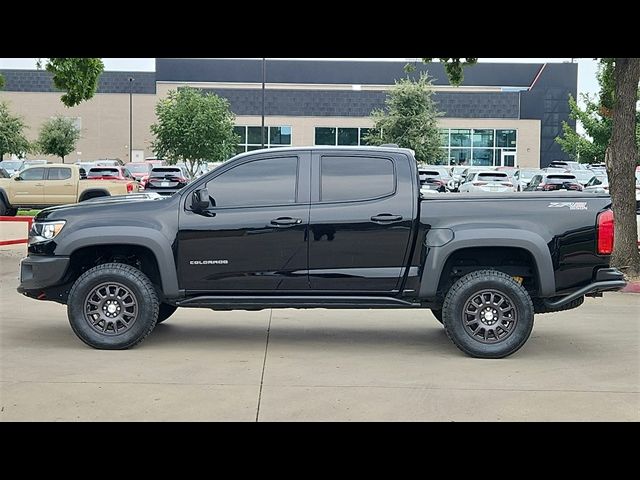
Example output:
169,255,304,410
56,227,180,298
419,228,556,300
78,189,111,202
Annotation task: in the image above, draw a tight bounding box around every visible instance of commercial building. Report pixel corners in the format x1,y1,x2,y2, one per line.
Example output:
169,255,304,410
0,58,578,168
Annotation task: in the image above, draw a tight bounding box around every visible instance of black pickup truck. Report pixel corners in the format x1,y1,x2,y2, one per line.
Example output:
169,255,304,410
17,146,626,358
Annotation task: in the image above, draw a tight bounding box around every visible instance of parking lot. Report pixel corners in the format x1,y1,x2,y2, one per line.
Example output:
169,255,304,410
0,245,638,421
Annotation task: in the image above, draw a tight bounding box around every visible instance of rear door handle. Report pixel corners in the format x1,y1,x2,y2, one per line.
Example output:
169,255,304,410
371,214,403,223
271,217,303,226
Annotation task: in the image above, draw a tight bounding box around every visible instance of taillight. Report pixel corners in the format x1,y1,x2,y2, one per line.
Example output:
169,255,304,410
597,209,614,255
127,183,134,193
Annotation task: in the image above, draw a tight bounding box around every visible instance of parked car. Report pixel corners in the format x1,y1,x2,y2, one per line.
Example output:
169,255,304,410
585,173,640,196
75,161,97,172
21,160,48,170
87,166,136,182
513,168,542,191
419,168,449,193
458,170,515,193
0,167,10,178
145,166,191,196
524,172,583,192
495,166,518,178
547,160,588,171
0,164,140,216
126,162,153,188
571,170,598,187
94,159,124,167
0,160,25,176
449,166,491,192
17,146,626,358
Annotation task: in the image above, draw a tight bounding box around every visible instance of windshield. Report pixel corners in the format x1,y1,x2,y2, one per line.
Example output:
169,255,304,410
127,164,151,173
88,168,120,177
1,161,23,169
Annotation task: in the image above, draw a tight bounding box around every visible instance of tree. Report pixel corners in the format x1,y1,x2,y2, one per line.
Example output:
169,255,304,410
0,58,104,108
556,61,640,164
405,58,479,85
36,117,80,162
0,102,31,161
364,74,443,163
605,58,640,278
151,87,239,177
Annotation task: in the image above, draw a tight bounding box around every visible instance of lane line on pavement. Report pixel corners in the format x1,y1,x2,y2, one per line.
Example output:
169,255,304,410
255,309,273,422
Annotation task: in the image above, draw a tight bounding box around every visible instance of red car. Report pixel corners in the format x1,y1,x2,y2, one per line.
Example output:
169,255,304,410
87,166,137,182
126,162,153,188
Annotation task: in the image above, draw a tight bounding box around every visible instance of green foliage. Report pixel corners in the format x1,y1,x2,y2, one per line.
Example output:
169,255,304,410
0,102,31,161
36,117,80,161
364,74,443,163
0,74,4,89
41,58,105,107
422,58,478,85
556,60,640,164
151,87,239,177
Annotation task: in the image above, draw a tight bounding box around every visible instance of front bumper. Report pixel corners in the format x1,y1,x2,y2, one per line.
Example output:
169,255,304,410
543,267,627,309
17,255,70,295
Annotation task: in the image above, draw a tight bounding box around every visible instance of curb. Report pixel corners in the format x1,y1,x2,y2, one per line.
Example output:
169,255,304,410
621,281,640,294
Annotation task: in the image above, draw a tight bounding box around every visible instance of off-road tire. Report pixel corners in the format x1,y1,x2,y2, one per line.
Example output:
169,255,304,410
442,269,534,359
67,263,159,349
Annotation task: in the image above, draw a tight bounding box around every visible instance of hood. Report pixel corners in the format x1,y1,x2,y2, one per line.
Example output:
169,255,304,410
35,194,170,221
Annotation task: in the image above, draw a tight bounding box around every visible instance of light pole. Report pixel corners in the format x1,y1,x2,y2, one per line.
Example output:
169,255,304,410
129,77,134,162
261,58,266,149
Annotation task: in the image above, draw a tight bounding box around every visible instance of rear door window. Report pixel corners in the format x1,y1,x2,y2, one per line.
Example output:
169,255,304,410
47,167,72,180
320,156,395,202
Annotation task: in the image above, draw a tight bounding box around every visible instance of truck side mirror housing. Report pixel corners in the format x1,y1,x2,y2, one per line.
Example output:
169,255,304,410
14,175,22,181
192,188,210,211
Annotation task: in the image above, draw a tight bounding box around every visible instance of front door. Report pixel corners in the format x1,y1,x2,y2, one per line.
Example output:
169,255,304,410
12,167,45,205
501,150,517,167
177,152,311,292
44,167,76,205
308,152,415,293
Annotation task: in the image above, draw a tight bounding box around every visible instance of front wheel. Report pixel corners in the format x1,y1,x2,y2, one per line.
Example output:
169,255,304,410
442,270,534,359
67,263,159,349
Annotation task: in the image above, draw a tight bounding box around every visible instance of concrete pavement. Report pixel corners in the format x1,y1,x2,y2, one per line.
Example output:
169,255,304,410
1,247,638,421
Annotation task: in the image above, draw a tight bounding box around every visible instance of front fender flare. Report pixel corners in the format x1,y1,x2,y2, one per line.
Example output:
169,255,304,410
418,228,555,300
55,226,180,298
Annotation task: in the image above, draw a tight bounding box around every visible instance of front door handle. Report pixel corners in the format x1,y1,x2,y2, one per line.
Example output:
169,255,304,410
271,217,303,226
371,214,403,223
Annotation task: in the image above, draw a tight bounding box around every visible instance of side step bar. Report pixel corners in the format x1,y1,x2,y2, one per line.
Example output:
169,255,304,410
176,295,422,310
542,268,627,309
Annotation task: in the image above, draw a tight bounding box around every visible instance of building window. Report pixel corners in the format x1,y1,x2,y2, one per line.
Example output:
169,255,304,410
234,126,292,154
315,127,372,146
439,128,517,166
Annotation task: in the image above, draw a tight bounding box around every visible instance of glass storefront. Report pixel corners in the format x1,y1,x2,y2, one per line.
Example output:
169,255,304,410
439,128,517,166
315,127,372,146
234,126,292,154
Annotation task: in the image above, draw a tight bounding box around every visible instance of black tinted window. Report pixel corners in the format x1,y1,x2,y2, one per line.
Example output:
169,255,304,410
321,156,395,202
206,157,298,207
20,168,45,181
47,167,72,180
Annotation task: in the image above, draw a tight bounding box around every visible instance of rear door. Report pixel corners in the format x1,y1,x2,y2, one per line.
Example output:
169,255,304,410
44,167,76,205
12,167,45,205
308,151,415,293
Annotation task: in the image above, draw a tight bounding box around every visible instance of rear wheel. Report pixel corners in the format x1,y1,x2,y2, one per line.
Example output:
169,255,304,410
67,263,159,349
442,269,534,359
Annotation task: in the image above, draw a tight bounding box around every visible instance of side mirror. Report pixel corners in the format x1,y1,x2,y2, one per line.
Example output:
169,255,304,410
14,176,22,181
191,188,210,211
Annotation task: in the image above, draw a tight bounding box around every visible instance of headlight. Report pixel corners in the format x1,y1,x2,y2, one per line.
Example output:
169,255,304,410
29,221,66,244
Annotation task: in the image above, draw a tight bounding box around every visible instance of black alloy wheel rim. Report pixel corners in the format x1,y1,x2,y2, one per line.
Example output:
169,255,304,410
462,289,518,344
84,282,139,335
